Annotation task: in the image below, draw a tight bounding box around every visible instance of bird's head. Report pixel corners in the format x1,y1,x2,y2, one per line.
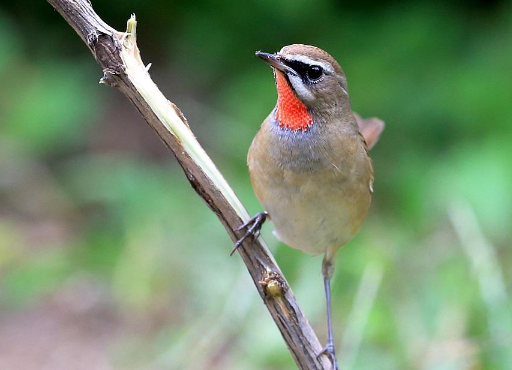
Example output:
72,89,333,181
256,44,351,131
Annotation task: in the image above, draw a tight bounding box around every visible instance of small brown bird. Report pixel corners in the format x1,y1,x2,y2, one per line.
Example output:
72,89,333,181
235,44,383,369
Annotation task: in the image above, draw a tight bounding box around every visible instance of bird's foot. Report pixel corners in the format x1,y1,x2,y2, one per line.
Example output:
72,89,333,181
230,212,268,256
317,342,339,370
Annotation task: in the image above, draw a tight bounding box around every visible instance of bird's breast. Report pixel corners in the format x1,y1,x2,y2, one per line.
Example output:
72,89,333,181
248,115,373,254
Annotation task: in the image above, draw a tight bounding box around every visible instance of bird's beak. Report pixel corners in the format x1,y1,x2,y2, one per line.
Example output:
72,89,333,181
255,51,298,77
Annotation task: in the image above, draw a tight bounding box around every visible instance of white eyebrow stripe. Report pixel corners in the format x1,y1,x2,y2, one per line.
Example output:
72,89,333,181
284,55,335,74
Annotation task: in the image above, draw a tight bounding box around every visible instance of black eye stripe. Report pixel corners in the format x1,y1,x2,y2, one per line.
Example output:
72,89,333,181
286,60,310,77
285,60,323,83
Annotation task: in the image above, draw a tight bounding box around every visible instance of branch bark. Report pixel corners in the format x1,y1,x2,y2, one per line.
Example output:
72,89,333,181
46,1,331,368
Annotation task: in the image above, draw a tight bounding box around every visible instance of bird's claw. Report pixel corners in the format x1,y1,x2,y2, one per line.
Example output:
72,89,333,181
317,342,339,370
230,212,268,256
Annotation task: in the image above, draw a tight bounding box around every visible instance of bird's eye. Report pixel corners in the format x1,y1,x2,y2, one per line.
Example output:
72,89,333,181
306,65,323,81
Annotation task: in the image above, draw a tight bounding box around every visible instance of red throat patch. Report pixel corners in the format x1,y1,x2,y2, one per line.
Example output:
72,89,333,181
274,70,313,131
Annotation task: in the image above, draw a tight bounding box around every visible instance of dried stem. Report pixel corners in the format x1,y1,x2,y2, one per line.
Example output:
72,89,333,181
46,0,331,369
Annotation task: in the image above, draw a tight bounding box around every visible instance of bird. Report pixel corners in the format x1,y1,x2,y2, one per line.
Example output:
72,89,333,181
233,44,384,369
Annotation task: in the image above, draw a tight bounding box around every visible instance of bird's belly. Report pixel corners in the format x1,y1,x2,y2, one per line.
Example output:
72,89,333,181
257,170,371,255
248,117,373,255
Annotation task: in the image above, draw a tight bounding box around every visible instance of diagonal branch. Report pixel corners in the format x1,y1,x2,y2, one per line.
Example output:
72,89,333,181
46,1,331,369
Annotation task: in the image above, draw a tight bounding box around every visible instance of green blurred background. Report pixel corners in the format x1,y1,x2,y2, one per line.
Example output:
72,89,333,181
1,1,511,369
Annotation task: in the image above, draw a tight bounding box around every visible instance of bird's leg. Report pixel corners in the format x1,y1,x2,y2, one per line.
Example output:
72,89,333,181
230,212,268,256
318,252,339,370
319,276,338,369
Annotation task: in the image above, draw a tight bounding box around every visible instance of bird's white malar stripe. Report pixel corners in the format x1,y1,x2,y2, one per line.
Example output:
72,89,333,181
288,73,315,101
284,55,335,74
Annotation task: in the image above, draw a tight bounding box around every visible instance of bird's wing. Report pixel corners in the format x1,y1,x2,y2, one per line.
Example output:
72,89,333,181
353,113,385,150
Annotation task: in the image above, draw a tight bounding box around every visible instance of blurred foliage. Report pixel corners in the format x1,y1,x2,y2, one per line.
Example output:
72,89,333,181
0,1,512,369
